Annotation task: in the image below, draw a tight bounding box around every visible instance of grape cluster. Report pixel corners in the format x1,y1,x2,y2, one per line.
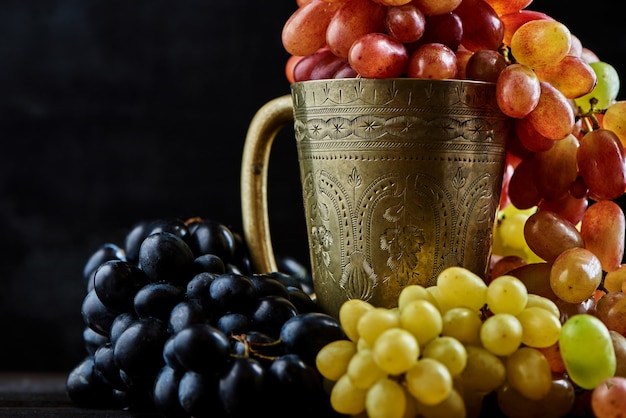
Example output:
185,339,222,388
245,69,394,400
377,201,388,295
66,217,347,418
314,266,621,417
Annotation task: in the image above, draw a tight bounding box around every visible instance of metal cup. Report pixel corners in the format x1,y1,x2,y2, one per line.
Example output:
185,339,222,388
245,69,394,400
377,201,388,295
241,78,510,318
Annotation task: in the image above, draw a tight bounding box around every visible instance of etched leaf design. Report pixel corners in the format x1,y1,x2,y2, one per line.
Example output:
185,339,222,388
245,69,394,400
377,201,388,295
383,202,404,223
451,167,466,191
347,167,362,188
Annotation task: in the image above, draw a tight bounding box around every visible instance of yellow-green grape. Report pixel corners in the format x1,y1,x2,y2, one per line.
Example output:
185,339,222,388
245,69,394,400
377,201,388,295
398,284,440,311
357,337,370,351
372,328,419,375
414,388,466,418
492,205,544,263
399,299,442,347
330,373,367,415
405,358,453,406
486,275,528,315
480,313,523,356
510,19,571,69
516,306,562,348
441,306,482,346
559,314,616,390
339,298,375,342
402,386,420,418
436,266,487,311
347,349,387,390
574,61,620,113
315,339,357,381
365,377,407,418
356,307,400,346
524,293,561,319
426,285,453,313
506,347,553,400
603,100,626,147
422,336,467,377
460,345,506,394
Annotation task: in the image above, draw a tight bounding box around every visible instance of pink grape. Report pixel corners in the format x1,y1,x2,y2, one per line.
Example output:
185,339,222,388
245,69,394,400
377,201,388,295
550,247,603,304
282,0,344,56
580,200,626,273
409,12,462,53
384,3,426,44
465,49,507,83
309,53,350,80
348,33,409,78
406,42,457,79
514,116,555,153
532,133,579,201
534,56,597,99
483,0,533,16
496,63,541,119
292,47,334,82
538,192,588,227
577,129,626,201
454,0,504,52
526,81,575,140
523,210,584,263
412,0,462,16
507,157,541,210
326,0,387,58
500,10,554,46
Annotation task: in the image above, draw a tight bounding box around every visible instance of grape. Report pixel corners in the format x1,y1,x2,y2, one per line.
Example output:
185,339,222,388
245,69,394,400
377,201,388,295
208,272,257,316
580,200,626,273
152,366,186,417
559,313,616,390
218,357,268,416
346,348,387,390
577,129,626,201
465,49,507,83
508,262,557,300
384,3,425,44
405,358,453,406
412,0,462,16
534,55,597,99
610,330,626,378
532,133,579,201
414,388,466,418
365,377,407,418
177,370,222,417
495,63,541,119
516,306,562,348
603,100,626,146
510,19,571,69
513,110,556,153
595,291,626,336
338,298,374,342
372,327,419,374
523,209,584,263
66,356,119,409
399,299,442,346
500,9,554,46
421,336,467,377
550,247,603,304
506,347,552,400
496,376,575,418
409,12,462,53
81,288,118,337
486,274,528,315
406,42,457,79
574,61,621,113
479,313,523,356
281,0,343,56
138,231,195,284
397,284,437,311
292,47,333,82
326,0,386,58
454,0,504,52
483,0,532,16
315,339,356,381
524,294,560,318
186,217,238,263
440,306,482,345
134,282,185,321
83,243,126,286
604,264,626,293
330,373,367,415
356,306,400,346
591,376,626,418
459,345,506,393
348,32,409,78
526,81,575,140
436,266,487,311
506,158,541,209
538,189,588,226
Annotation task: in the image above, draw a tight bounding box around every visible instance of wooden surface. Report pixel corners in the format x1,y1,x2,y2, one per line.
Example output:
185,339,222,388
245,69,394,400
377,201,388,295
0,373,146,418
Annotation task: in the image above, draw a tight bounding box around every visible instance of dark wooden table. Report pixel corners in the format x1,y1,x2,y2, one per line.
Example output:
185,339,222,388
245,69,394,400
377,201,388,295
0,373,149,417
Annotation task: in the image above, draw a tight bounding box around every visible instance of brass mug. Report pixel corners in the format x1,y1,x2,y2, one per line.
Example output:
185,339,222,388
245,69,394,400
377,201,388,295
241,78,510,318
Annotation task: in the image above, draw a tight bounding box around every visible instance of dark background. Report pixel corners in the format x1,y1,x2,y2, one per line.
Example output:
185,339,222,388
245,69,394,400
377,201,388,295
0,0,624,373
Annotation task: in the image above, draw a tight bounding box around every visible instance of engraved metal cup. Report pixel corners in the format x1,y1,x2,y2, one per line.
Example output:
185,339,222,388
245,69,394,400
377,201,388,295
241,78,510,318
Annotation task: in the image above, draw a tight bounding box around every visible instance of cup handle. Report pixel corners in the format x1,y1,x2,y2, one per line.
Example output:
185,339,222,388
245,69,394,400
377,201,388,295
240,94,294,274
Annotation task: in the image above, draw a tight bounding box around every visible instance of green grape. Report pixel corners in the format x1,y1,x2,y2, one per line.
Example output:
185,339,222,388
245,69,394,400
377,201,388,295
486,274,529,315
372,328,419,375
426,285,453,312
480,313,523,356
414,388,466,418
441,307,482,345
506,347,553,400
365,378,407,418
516,306,561,348
436,266,487,311
405,358,453,406
399,299,442,347
422,336,467,377
559,314,616,389
398,284,438,311
347,349,387,390
339,298,375,342
315,339,357,381
574,61,620,113
330,373,367,415
356,307,400,346
459,345,506,394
